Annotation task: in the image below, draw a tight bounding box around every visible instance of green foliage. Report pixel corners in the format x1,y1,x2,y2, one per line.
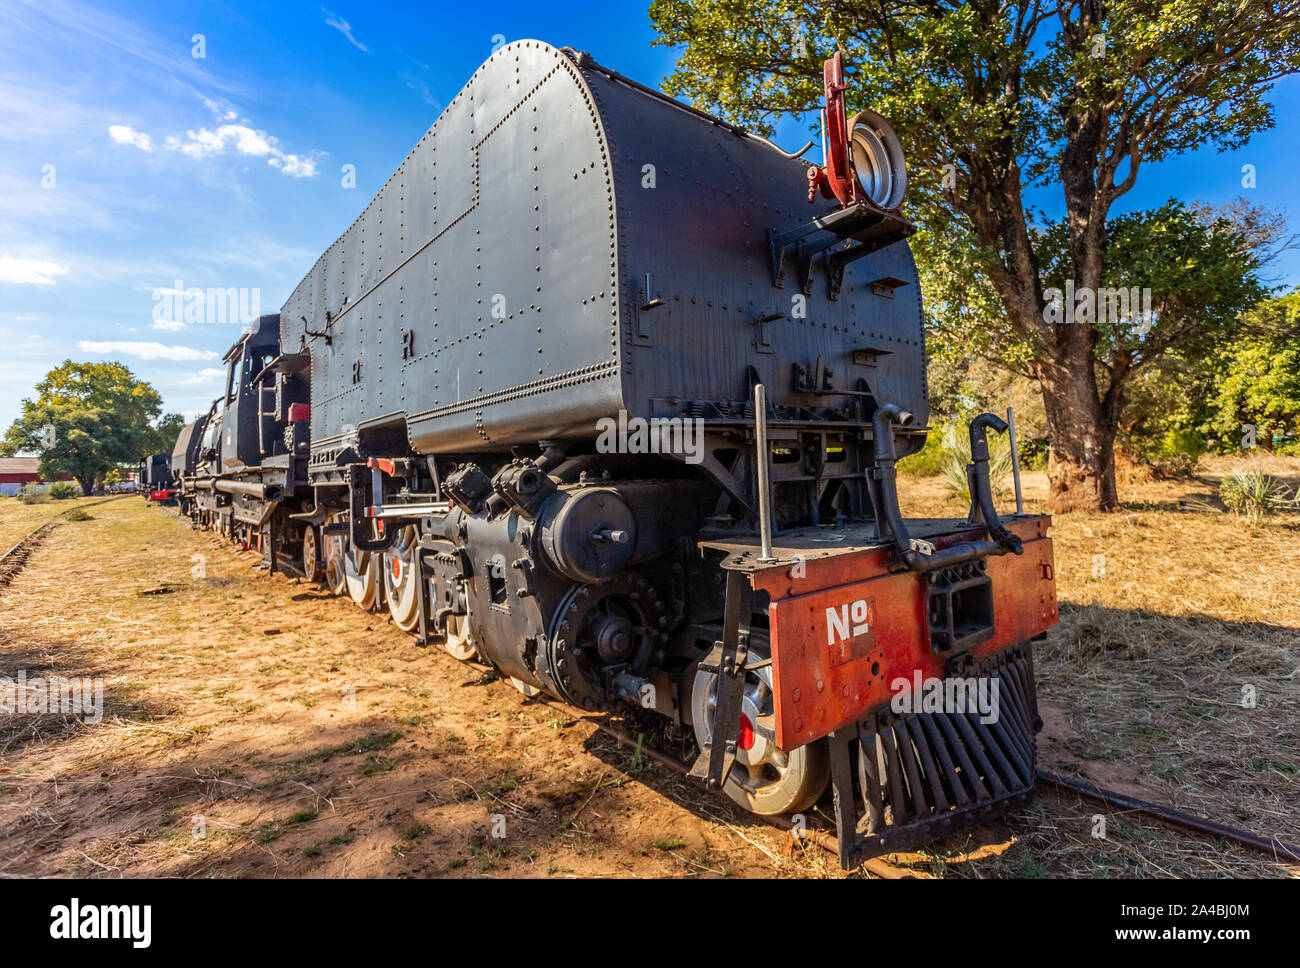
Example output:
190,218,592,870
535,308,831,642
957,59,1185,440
48,481,78,500
1036,200,1270,371
1019,439,1049,471
0,360,181,494
936,427,1014,501
1219,471,1297,522
897,430,947,477
1202,291,1300,451
649,0,1300,503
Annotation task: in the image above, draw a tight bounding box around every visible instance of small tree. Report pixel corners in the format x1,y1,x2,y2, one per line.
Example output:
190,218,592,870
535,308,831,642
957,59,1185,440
1,361,178,496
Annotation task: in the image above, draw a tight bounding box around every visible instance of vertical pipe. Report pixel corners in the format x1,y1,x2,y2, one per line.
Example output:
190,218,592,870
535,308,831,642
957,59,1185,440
754,383,775,562
1007,406,1024,516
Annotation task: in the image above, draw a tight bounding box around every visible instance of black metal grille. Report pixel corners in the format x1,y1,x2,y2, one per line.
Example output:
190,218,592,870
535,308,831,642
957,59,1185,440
827,644,1040,867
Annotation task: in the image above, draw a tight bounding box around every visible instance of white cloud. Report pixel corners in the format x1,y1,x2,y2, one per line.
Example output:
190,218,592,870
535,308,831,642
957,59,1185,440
202,98,238,122
323,9,369,53
164,123,319,177
0,256,69,286
151,318,186,331
108,124,153,151
77,340,218,361
268,153,317,178
178,367,225,384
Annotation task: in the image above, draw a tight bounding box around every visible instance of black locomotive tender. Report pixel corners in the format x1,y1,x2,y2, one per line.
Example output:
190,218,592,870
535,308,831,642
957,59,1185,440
169,43,1058,867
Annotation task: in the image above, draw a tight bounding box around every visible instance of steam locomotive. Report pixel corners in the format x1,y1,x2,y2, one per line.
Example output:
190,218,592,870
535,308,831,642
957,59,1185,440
138,453,174,503
169,42,1058,867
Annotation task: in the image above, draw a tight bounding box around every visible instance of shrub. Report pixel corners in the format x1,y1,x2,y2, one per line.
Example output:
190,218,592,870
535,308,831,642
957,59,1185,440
1018,437,1050,470
19,487,50,504
1157,428,1206,461
896,429,948,477
1219,470,1296,523
939,428,1014,501
48,481,78,500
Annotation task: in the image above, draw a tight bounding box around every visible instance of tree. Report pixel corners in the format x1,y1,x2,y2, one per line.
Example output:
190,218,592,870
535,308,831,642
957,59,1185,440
649,0,1300,510
1203,289,1300,449
0,361,180,496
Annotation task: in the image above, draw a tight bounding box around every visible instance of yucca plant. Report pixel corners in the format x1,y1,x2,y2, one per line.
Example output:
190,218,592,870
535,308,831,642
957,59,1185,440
938,425,1015,502
1219,470,1297,523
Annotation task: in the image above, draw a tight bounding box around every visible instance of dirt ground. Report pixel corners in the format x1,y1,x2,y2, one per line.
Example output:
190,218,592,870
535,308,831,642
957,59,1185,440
0,497,834,878
1,460,1297,879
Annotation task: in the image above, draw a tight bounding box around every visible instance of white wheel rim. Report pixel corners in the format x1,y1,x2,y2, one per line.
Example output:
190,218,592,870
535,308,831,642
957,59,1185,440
443,612,477,660
344,545,381,610
691,661,826,815
384,526,421,632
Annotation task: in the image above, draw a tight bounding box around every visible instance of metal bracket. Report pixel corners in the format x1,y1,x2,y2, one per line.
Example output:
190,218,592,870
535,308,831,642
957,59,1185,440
768,203,916,291
688,570,753,791
348,463,396,552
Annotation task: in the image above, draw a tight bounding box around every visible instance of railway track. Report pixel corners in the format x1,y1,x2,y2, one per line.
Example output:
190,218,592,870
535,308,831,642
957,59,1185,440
0,496,130,588
1036,770,1300,862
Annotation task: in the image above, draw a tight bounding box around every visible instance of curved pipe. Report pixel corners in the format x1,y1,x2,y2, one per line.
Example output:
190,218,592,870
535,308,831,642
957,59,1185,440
751,135,816,159
871,406,1020,572
968,415,1023,555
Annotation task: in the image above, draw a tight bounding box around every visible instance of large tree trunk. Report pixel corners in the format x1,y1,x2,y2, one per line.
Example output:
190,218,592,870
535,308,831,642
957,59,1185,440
1037,333,1119,513
75,475,94,496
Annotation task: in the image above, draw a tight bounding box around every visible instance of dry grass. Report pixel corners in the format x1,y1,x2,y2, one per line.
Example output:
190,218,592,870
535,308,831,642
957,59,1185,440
2,470,1296,879
0,494,111,551
898,455,1300,878
0,500,825,879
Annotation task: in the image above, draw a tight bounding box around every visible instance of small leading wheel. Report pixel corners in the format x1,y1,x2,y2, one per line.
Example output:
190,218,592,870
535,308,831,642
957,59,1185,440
443,612,478,661
691,655,830,816
383,525,422,632
510,677,542,697
322,515,348,597
301,524,324,583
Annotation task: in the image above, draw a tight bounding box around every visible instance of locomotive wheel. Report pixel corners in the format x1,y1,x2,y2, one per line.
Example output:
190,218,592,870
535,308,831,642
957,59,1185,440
301,525,324,584
383,526,422,632
443,612,478,661
510,677,542,697
323,521,348,597
344,545,383,611
691,657,829,816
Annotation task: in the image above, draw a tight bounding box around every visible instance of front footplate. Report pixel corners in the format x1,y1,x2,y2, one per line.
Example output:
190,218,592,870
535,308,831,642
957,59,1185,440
825,644,1041,868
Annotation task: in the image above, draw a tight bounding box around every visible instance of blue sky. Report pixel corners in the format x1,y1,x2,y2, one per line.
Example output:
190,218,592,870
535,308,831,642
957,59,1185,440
1,0,1297,433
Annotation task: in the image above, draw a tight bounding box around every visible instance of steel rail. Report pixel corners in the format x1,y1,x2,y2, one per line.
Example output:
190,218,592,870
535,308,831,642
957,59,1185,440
1037,769,1300,861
